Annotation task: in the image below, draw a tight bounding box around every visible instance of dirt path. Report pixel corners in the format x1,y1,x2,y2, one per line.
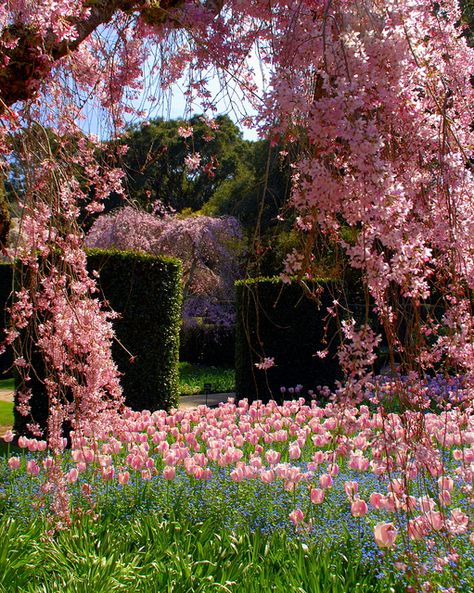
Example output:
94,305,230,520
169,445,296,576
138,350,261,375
0,390,13,403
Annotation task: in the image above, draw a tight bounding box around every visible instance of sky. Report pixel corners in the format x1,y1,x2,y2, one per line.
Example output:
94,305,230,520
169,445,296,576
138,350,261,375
80,48,267,142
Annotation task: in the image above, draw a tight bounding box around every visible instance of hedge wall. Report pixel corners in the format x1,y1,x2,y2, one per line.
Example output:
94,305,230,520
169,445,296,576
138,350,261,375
10,249,182,436
235,277,344,402
0,261,13,377
86,249,182,412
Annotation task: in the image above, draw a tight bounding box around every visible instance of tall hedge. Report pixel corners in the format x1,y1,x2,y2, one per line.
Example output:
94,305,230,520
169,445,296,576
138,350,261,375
11,249,182,436
0,261,13,377
86,249,182,412
235,277,343,402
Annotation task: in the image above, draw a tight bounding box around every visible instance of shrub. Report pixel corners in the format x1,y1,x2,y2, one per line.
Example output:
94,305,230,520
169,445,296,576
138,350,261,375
86,249,182,412
180,322,235,366
0,262,13,377
235,277,343,402
12,250,182,436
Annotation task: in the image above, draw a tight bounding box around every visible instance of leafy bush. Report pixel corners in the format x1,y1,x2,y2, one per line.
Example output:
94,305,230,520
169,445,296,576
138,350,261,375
9,250,181,436
180,323,235,366
86,249,182,412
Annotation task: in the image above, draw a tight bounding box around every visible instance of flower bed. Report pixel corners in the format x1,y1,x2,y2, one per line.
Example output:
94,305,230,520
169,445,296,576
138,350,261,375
1,378,473,592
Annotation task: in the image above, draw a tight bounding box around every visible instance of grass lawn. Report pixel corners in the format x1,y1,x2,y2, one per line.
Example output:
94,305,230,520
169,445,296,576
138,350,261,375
0,401,13,426
0,377,14,391
0,364,233,433
179,362,235,396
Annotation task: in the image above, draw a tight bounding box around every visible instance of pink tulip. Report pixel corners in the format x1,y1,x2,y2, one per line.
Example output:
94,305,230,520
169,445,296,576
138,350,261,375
310,488,325,504
319,473,333,489
351,498,368,518
26,460,40,476
101,466,115,481
289,443,301,460
374,522,398,548
426,511,444,531
369,492,384,510
3,430,14,443
66,468,79,483
8,456,21,470
18,436,28,449
260,469,275,484
438,476,454,491
265,449,280,465
118,471,130,485
439,489,452,506
408,517,429,540
418,496,435,513
163,465,176,480
289,508,304,525
448,509,469,534
344,481,359,499
43,456,54,469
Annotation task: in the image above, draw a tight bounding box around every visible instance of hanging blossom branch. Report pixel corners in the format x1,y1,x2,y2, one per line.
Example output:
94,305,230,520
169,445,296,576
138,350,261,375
0,0,226,109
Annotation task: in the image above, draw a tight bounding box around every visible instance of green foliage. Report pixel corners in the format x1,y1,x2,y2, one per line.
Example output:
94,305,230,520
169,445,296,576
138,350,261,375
235,277,343,401
0,262,13,378
179,362,235,396
180,323,235,366
0,378,14,391
0,514,402,593
0,400,12,426
108,114,255,214
7,250,182,435
87,249,182,412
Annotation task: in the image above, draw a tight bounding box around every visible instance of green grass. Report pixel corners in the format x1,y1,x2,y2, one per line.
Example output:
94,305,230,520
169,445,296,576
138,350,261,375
0,401,13,427
0,378,14,392
0,514,401,593
179,362,235,396
0,364,234,432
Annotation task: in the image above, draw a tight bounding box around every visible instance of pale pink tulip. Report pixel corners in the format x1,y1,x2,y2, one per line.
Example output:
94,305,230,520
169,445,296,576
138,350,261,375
344,481,359,499
319,473,333,489
289,509,304,525
369,492,384,510
351,498,368,518
408,517,429,540
289,443,301,460
3,430,14,443
118,471,130,485
438,476,454,491
66,468,79,483
8,456,21,470
163,465,176,480
374,522,398,548
310,488,325,504
26,460,40,476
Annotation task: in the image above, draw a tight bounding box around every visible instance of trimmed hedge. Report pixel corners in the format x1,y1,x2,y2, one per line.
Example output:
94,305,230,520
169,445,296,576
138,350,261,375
9,249,182,436
235,277,343,402
86,249,182,412
0,261,13,377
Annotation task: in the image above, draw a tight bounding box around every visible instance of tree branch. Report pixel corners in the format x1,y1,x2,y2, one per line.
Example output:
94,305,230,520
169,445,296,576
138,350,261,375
0,0,190,109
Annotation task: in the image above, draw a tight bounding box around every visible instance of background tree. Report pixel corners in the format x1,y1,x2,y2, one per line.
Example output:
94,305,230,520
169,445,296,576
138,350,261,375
110,114,254,214
86,206,243,325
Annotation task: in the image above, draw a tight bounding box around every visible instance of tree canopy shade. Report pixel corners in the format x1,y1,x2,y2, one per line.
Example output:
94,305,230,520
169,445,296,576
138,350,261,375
110,114,255,213
1,0,474,547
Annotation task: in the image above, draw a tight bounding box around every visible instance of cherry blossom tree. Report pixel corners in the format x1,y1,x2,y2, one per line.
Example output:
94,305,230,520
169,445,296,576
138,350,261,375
85,206,243,328
0,0,473,547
